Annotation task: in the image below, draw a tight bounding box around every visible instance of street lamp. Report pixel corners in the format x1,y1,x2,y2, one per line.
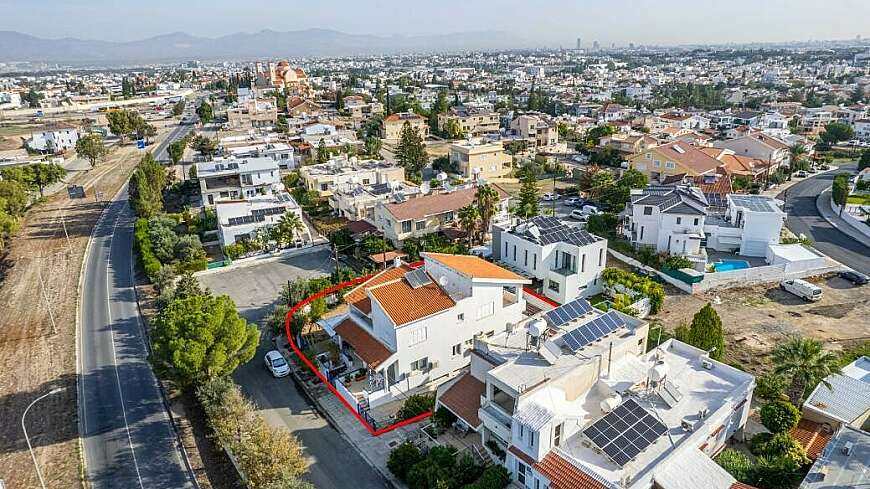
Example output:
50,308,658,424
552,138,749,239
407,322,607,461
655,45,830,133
22,387,65,489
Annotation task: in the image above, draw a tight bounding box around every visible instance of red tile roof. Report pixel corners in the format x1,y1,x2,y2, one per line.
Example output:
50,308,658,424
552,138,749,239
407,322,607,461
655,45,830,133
344,265,412,315
334,318,393,368
730,483,759,489
368,274,456,326
424,253,527,282
383,185,509,221
508,445,536,466
534,452,609,489
368,250,407,264
791,419,833,460
438,373,484,428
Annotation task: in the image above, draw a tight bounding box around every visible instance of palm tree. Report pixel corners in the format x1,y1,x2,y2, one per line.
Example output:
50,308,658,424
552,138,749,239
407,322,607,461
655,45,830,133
458,205,480,248
276,212,304,247
475,184,500,244
771,336,842,406
788,144,807,180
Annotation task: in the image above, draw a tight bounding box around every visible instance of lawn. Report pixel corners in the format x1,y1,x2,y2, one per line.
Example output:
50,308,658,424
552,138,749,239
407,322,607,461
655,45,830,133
846,194,870,205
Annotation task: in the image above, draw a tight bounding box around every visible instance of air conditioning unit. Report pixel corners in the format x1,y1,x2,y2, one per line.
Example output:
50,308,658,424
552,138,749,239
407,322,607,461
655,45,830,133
701,359,714,370
842,442,854,456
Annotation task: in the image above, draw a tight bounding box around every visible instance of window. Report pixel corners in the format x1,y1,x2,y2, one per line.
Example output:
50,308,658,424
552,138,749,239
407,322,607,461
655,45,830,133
598,248,604,266
362,178,370,185
513,245,517,261
524,250,528,266
666,161,676,169
554,423,563,447
402,220,412,233
477,302,495,320
410,357,429,371
654,160,661,168
640,226,644,241
548,280,560,292
452,344,461,356
444,211,454,222
694,218,699,226
581,254,586,273
505,242,508,256
532,253,537,271
676,217,682,225
415,220,425,231
457,313,464,321
517,462,527,484
643,206,653,215
320,183,328,191
645,153,652,160
636,163,646,171
408,327,427,346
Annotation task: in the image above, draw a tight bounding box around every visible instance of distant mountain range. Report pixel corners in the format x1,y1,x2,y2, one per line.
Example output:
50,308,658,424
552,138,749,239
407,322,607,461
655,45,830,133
0,29,532,65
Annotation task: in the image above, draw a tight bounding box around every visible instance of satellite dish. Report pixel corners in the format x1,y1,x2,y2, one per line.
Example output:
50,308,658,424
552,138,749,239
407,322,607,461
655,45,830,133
420,181,431,194
438,276,448,287
437,172,448,181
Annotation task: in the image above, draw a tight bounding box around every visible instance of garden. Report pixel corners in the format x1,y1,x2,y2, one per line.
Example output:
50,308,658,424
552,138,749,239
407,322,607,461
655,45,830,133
387,442,510,489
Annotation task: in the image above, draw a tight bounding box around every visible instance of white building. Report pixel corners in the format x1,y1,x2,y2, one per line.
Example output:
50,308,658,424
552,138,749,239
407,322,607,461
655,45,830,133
0,91,22,109
196,156,283,206
300,156,405,196
214,192,306,246
328,180,419,222
28,123,80,153
854,118,870,141
324,253,531,409
705,194,786,257
440,301,755,489
621,186,708,261
224,142,296,170
493,216,608,304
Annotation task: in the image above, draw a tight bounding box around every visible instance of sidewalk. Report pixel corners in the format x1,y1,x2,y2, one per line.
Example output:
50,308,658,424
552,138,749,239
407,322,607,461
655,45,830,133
276,337,420,489
816,189,870,246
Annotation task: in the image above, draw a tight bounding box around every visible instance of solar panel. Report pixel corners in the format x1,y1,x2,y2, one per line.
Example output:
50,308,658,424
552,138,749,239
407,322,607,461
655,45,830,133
544,298,594,328
561,310,625,352
404,268,432,289
582,399,668,467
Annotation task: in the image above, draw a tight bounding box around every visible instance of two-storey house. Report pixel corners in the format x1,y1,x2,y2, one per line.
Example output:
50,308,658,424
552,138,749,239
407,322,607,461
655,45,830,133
300,156,405,196
448,139,512,180
196,156,282,206
620,185,708,263
712,131,790,171
492,216,607,304
437,107,501,137
704,194,786,257
628,142,722,183
382,112,429,142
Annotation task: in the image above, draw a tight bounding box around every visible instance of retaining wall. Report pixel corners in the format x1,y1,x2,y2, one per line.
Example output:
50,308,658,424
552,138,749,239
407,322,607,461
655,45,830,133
831,199,870,240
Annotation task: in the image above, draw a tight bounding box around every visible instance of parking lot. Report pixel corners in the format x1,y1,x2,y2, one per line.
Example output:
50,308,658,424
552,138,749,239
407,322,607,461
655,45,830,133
655,274,870,375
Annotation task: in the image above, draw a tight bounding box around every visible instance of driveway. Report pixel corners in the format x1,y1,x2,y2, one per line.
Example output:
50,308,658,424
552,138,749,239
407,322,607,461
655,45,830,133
779,163,870,275
198,250,389,489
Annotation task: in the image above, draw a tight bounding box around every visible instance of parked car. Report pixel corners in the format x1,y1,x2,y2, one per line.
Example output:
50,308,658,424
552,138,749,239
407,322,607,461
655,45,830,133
838,270,869,285
780,279,822,302
569,209,589,221
795,170,808,178
818,164,830,170
542,192,561,201
265,350,290,378
565,197,584,206
580,204,601,216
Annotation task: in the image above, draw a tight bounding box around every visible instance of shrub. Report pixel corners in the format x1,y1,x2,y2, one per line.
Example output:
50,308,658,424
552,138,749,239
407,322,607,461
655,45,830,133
397,393,436,420
464,465,510,489
755,373,788,402
674,303,725,361
134,217,162,281
749,455,802,489
387,438,425,470
224,243,245,260
760,401,801,434
433,406,457,429
749,432,773,456
406,446,456,489
664,255,692,270
586,212,619,237
484,440,506,461
600,267,665,314
714,448,753,482
758,432,810,467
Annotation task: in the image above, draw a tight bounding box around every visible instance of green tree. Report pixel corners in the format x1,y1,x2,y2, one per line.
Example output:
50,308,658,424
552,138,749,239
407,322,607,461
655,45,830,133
128,153,167,217
586,212,618,237
0,180,29,217
396,121,428,182
759,400,801,433
860,149,870,172
474,184,500,243
714,448,753,483
364,136,382,158
275,212,304,247
172,100,185,117
788,144,806,177
458,205,480,248
820,122,854,144
514,166,540,218
831,173,850,216
76,133,110,168
772,336,842,406
152,294,258,385
316,140,330,164
443,119,465,139
275,115,289,134
167,138,188,165
192,135,217,157
107,110,134,143
20,163,67,197
196,101,214,125
675,303,725,360
387,442,423,482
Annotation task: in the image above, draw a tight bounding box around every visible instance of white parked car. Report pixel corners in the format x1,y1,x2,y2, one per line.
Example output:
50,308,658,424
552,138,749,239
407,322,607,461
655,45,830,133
580,204,601,216
265,350,290,378
569,209,589,221
780,279,822,302
542,192,561,201
564,197,584,206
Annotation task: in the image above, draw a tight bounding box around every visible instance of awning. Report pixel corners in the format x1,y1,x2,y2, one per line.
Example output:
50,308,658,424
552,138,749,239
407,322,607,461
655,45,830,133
334,318,393,369
438,372,485,430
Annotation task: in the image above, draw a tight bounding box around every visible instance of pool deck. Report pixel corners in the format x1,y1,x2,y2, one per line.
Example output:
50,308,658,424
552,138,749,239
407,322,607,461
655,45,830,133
706,250,768,268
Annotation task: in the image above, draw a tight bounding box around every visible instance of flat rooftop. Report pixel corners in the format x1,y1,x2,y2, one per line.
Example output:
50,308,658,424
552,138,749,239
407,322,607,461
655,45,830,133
800,426,870,489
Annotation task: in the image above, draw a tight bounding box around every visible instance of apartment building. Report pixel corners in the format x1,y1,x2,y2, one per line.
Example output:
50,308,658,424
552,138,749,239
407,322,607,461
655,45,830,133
326,253,530,408
448,139,512,180
27,122,80,153
196,156,282,206
226,98,278,129
712,131,790,171
343,95,384,120
854,118,870,141
382,112,429,142
705,195,786,257
621,185,708,261
214,192,305,246
438,300,754,489
437,107,501,136
299,156,405,196
511,114,559,149
598,133,658,155
329,181,419,222
800,108,835,134
628,142,722,183
492,216,607,304
375,185,510,247
224,141,296,169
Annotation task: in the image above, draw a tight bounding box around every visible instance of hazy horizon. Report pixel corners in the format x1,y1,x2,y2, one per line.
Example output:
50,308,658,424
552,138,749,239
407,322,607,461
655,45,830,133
2,0,869,48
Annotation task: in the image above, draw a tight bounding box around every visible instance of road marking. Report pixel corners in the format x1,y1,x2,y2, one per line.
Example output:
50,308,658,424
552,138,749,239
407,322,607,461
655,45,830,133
106,206,145,489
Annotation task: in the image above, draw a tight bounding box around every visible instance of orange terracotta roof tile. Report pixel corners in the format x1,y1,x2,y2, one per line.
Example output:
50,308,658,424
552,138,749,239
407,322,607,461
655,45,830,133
334,318,393,368
508,445,536,466
791,419,833,460
438,372,485,428
368,275,455,327
344,265,412,315
534,452,608,489
384,185,509,221
731,483,759,489
424,253,527,282
368,250,407,264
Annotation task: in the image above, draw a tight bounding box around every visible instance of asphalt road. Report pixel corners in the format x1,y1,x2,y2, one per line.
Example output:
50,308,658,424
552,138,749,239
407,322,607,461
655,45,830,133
779,163,870,275
77,121,195,488
199,251,389,489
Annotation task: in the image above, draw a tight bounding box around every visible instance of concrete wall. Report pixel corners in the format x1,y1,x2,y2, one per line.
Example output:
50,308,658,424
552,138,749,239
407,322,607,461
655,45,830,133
831,199,870,240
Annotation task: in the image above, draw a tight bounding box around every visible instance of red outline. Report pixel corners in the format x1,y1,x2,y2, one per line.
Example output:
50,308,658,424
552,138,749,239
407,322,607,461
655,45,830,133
522,286,559,308
285,264,431,436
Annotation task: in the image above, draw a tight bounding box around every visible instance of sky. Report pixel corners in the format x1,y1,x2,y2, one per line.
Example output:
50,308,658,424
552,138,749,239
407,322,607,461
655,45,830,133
2,0,869,46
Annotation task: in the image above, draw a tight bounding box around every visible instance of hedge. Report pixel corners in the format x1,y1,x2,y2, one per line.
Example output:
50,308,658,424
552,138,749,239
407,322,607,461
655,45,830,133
134,217,162,281
601,267,665,314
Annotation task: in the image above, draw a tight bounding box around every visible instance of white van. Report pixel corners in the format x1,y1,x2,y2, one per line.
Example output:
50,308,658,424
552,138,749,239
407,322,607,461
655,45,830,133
780,279,822,302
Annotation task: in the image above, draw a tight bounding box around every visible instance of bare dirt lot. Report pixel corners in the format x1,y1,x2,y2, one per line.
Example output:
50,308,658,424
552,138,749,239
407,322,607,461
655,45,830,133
654,274,870,376
0,141,155,489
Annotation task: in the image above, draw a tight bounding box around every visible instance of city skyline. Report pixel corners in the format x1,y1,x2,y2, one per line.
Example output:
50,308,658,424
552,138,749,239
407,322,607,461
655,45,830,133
2,0,869,48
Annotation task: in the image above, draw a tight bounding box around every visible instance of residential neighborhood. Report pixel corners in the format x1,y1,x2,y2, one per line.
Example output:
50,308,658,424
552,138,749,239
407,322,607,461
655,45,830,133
0,4,869,489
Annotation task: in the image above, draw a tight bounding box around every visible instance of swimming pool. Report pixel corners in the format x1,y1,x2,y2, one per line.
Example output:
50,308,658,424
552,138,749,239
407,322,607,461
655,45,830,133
713,259,751,272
